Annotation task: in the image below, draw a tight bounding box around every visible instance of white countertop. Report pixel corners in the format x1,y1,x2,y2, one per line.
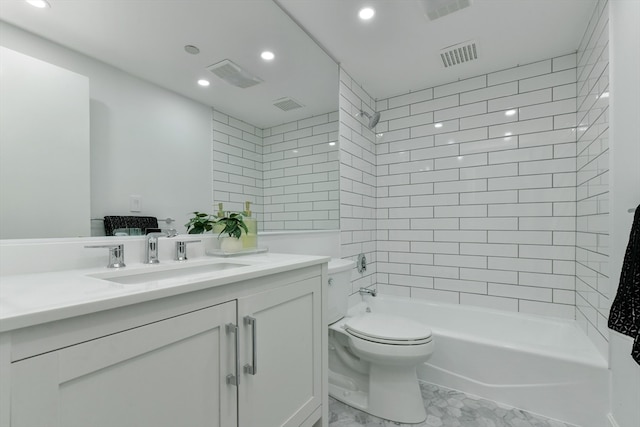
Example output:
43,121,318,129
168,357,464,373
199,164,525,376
0,253,329,333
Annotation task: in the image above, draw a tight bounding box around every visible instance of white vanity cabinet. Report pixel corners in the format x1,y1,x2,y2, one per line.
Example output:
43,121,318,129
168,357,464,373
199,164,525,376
238,277,322,427
4,263,326,427
11,302,238,427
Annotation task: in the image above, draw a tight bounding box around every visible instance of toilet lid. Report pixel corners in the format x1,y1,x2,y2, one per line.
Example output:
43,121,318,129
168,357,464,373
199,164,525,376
344,313,432,345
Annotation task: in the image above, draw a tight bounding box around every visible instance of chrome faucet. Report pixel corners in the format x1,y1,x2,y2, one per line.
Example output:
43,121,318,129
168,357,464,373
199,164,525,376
85,244,126,268
145,229,178,264
359,287,377,297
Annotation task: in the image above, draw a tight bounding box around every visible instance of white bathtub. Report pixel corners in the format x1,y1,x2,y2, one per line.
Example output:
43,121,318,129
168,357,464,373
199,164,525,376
352,295,609,427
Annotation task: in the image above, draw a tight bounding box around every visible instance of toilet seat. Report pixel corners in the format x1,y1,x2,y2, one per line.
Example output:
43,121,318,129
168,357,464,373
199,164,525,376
344,313,432,345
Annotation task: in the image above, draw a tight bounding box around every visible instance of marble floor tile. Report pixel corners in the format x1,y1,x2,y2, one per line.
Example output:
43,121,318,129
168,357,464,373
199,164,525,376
328,382,577,427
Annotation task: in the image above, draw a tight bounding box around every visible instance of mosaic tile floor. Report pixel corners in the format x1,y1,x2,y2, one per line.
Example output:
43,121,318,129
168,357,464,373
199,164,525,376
329,382,577,427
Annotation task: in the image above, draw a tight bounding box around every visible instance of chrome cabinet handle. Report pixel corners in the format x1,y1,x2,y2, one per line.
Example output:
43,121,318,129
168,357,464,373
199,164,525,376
243,316,257,375
225,323,239,386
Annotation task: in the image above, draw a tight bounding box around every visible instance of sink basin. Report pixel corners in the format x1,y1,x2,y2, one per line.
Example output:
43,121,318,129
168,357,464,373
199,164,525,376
90,262,249,285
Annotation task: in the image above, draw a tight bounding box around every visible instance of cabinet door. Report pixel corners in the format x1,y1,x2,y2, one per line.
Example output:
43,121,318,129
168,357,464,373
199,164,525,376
238,277,322,427
11,301,237,427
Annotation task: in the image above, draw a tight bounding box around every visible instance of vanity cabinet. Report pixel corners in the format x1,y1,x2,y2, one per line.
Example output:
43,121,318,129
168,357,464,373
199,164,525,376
5,264,325,427
11,302,238,427
238,277,322,427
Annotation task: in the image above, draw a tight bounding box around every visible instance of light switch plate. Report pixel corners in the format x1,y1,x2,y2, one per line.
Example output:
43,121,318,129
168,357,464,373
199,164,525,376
129,195,142,212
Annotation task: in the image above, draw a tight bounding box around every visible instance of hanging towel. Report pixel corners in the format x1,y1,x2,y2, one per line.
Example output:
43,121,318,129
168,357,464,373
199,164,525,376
103,216,159,236
608,204,640,365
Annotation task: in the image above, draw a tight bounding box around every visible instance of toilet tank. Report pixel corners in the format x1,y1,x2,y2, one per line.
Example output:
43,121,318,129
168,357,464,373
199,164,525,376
328,258,355,324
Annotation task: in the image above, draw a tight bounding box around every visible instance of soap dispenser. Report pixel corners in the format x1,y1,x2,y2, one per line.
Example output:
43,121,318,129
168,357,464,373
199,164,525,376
242,201,258,250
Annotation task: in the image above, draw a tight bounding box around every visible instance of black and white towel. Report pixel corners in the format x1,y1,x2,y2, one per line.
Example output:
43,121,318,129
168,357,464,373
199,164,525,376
103,216,159,236
608,204,640,365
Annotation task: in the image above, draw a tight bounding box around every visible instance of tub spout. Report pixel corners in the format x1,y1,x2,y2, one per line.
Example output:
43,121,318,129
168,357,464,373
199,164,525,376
359,287,377,297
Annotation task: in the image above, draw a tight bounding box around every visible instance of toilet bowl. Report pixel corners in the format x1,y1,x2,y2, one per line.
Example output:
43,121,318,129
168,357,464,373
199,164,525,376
327,259,434,424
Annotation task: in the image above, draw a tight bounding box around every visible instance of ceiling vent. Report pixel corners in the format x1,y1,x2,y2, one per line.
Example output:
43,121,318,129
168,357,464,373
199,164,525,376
206,59,262,88
273,97,304,112
440,40,478,68
422,0,473,21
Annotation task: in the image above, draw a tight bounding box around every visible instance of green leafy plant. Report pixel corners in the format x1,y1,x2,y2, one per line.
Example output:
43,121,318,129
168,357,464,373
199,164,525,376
185,211,215,234
216,212,248,239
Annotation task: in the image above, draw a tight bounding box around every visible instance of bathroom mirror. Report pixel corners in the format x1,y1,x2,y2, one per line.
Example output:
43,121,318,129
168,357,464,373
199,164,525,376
0,0,339,239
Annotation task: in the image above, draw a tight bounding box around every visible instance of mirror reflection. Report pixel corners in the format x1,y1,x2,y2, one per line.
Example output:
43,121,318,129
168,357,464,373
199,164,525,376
0,0,338,239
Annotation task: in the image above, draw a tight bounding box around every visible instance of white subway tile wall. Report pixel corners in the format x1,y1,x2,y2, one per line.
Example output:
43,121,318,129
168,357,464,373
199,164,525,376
212,109,339,231
373,51,579,319
339,68,378,300
575,0,610,356
212,109,264,215
262,113,340,231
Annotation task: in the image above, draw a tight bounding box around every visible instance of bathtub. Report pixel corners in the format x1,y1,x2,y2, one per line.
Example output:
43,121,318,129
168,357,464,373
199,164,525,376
352,295,609,427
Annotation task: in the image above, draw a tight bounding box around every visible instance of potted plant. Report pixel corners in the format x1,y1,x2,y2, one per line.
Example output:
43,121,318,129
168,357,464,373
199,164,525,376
185,211,215,234
215,212,248,253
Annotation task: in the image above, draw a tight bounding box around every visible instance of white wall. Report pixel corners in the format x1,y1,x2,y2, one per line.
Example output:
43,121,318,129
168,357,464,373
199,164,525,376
263,112,340,231
338,68,378,302
608,0,640,425
373,54,578,319
212,109,264,218
0,22,212,235
0,47,89,239
575,0,610,357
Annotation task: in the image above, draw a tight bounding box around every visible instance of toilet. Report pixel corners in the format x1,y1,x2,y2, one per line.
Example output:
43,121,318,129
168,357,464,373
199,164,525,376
327,258,434,424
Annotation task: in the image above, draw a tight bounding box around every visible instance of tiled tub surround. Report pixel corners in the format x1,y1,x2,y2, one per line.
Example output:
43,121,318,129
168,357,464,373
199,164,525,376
339,68,379,295
347,295,607,427
212,109,339,230
372,53,580,319
575,0,610,357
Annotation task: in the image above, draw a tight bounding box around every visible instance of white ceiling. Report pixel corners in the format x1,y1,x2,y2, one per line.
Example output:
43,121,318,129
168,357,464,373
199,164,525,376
278,0,598,100
0,0,597,127
0,0,338,129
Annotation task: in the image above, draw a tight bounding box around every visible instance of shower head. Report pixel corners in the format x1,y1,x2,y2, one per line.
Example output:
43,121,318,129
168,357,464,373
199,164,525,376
358,110,381,129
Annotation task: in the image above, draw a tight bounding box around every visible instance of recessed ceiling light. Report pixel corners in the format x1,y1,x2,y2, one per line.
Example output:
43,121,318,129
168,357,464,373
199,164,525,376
25,0,50,8
184,45,200,55
261,51,275,61
599,91,609,99
358,7,375,20
329,142,336,146
197,79,210,87
434,122,443,128
505,109,517,116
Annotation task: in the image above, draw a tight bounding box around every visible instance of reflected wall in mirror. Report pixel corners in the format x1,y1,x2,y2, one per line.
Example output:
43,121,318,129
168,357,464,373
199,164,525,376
0,0,338,239
213,110,339,231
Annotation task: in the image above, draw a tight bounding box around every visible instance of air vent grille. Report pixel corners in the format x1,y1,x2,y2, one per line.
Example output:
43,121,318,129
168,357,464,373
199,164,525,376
422,0,473,21
273,97,304,111
206,59,262,88
440,41,478,68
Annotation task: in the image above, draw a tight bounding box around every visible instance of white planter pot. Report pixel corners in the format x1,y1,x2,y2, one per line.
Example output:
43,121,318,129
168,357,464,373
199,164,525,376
220,236,243,253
